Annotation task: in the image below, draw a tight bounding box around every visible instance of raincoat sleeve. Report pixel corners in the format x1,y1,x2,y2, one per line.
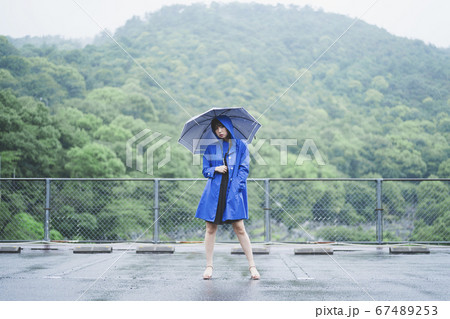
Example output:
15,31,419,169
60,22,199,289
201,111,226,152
236,142,250,191
202,147,216,179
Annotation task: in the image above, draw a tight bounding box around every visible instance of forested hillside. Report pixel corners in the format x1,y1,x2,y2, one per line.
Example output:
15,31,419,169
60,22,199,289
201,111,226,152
1,3,449,179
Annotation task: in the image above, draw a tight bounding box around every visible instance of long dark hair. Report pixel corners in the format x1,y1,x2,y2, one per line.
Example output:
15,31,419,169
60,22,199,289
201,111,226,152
211,118,230,134
211,118,223,131
211,118,232,148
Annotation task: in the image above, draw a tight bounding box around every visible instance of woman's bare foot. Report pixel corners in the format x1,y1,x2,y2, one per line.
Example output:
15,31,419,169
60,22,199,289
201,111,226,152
203,265,213,280
249,265,260,280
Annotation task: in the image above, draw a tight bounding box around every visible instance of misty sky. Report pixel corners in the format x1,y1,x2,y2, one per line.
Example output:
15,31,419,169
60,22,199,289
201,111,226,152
1,0,449,48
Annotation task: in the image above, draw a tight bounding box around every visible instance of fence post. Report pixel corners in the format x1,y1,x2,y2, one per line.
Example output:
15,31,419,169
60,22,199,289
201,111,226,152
44,178,51,242
264,179,271,243
154,179,160,243
376,178,383,244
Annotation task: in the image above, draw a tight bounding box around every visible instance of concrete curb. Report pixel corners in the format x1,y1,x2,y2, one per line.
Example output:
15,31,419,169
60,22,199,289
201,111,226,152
294,247,334,255
136,245,175,254
73,246,113,254
231,247,270,255
389,246,430,254
0,247,21,254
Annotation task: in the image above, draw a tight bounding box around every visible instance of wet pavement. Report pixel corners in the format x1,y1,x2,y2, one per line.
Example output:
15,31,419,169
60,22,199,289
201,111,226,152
0,243,449,301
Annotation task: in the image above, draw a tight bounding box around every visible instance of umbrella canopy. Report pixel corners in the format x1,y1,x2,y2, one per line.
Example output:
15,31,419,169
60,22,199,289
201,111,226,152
178,107,262,154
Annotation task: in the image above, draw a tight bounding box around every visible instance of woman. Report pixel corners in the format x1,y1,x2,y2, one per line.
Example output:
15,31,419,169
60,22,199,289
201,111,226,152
195,115,260,280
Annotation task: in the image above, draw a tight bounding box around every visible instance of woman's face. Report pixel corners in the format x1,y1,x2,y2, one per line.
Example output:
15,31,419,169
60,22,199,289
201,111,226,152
215,123,229,140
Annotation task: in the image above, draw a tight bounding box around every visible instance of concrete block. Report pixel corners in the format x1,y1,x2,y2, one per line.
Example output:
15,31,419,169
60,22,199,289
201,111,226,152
231,247,270,255
73,246,113,254
136,245,175,254
389,246,430,254
31,248,58,251
294,247,334,255
0,246,21,254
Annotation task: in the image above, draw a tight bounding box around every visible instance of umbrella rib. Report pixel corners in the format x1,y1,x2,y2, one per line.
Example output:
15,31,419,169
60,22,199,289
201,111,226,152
179,117,212,141
192,124,217,153
180,118,259,142
195,114,259,126
181,114,258,141
213,113,260,139
178,118,214,143
179,108,262,153
187,108,259,125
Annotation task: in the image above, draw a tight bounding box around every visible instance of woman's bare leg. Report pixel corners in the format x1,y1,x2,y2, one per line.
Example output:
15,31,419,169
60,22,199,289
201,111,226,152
232,220,260,279
203,221,218,279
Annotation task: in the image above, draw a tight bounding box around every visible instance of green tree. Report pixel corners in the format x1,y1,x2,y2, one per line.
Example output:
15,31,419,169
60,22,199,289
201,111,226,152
0,90,62,177
0,69,18,90
371,75,389,91
373,137,427,177
65,143,125,177
0,212,63,240
438,159,450,177
0,36,19,56
364,88,384,105
411,211,450,241
416,180,450,225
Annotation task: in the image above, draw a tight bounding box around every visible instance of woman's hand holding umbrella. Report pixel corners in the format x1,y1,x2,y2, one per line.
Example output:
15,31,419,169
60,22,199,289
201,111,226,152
214,165,228,174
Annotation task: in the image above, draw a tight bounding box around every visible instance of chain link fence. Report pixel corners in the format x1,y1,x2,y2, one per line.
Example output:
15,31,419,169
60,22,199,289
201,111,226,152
1,178,449,243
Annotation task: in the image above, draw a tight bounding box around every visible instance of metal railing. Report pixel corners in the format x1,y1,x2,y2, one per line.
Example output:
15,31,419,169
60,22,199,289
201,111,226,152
0,178,449,243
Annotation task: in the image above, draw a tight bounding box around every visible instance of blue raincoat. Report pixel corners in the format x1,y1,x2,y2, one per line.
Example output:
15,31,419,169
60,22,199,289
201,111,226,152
195,116,249,223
